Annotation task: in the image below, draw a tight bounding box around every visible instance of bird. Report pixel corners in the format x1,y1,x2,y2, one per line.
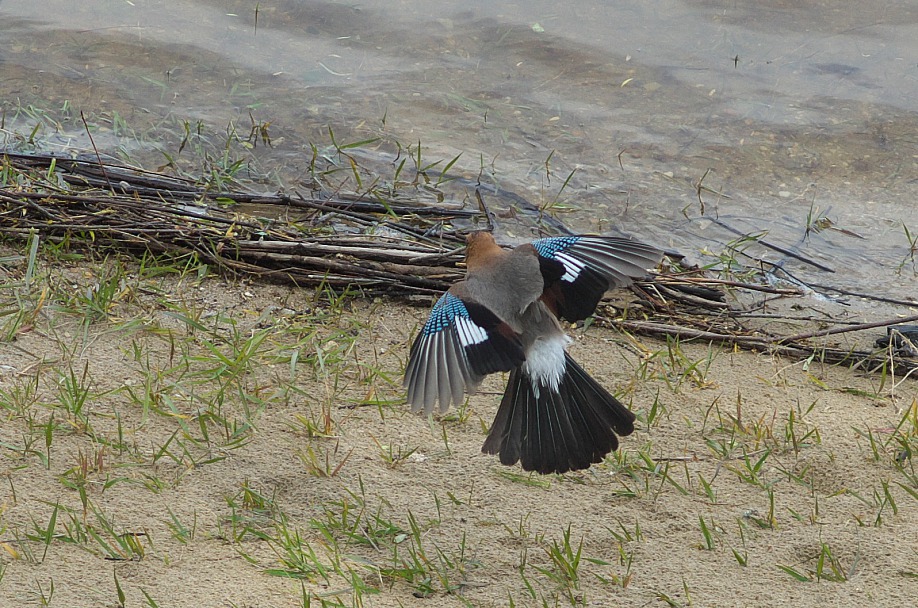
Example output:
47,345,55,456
404,231,664,474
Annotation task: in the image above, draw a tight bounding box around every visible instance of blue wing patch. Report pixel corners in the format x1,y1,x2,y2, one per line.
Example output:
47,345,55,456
422,293,486,346
533,236,588,282
405,292,524,414
532,235,662,323
532,236,581,258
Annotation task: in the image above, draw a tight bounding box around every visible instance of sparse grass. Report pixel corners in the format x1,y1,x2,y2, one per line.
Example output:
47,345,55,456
778,541,852,583
897,221,918,274
697,232,766,282
0,239,915,606
630,336,719,393
2,117,917,607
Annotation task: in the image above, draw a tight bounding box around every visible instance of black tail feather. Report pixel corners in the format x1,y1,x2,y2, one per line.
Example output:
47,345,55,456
482,354,635,474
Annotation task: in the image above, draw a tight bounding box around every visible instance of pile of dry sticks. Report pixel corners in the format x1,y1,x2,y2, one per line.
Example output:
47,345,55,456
1,151,916,376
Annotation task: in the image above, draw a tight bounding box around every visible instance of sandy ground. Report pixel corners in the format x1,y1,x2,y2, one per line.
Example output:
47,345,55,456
0,252,916,608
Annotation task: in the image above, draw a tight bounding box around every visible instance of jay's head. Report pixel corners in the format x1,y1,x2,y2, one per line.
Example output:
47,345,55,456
464,231,502,270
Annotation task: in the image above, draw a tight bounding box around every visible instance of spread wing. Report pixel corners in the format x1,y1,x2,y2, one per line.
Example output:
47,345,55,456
533,236,663,322
404,291,525,414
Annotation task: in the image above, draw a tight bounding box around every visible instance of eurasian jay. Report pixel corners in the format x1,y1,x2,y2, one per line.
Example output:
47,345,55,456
404,231,664,474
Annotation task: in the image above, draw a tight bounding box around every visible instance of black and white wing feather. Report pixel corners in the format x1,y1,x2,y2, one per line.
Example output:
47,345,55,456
404,292,525,414
533,236,663,322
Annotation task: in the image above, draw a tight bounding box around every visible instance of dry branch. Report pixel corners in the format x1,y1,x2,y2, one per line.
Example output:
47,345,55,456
2,151,916,377
0,152,468,295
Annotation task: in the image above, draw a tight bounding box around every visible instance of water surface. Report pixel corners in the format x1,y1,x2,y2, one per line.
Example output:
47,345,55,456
2,0,917,310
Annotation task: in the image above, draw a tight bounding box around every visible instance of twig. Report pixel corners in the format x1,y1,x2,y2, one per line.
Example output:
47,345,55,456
776,313,918,344
80,111,115,194
799,280,918,308
610,318,918,373
695,168,711,215
474,188,495,232
657,275,802,296
711,217,835,273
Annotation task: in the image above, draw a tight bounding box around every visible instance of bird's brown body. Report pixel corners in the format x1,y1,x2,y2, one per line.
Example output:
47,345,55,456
405,231,663,473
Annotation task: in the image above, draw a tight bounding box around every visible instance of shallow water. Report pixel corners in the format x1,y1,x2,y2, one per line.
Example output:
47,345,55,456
2,0,917,310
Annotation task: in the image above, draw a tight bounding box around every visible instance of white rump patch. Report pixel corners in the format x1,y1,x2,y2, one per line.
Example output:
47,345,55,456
523,334,571,397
